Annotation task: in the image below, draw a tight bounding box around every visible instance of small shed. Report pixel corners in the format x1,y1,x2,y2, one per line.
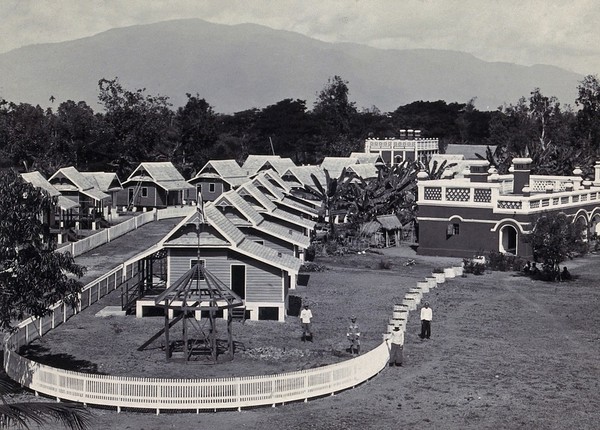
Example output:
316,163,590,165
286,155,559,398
360,215,403,248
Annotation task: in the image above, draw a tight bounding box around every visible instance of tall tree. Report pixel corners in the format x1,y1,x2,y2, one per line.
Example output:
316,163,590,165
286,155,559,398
524,213,587,277
575,74,600,154
0,170,91,429
97,78,175,177
313,76,359,157
173,93,218,177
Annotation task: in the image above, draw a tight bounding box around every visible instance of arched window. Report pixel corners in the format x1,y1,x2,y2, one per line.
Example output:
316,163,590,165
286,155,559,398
499,225,518,255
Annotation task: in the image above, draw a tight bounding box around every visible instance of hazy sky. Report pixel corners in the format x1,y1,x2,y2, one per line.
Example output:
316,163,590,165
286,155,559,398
1,0,598,75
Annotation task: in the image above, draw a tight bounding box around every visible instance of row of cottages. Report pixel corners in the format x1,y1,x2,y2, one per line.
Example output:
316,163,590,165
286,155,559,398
117,162,194,209
416,158,600,258
159,202,304,321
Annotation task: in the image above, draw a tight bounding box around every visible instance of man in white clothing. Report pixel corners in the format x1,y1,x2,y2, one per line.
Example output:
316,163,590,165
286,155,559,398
300,304,313,341
419,302,432,339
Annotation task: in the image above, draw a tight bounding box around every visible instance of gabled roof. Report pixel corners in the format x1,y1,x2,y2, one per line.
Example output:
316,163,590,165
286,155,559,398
214,191,264,226
125,162,194,191
281,166,326,188
320,157,358,178
242,155,282,175
270,208,316,230
261,169,292,193
263,158,296,175
193,159,248,180
22,171,80,210
49,166,110,202
252,175,286,200
205,204,302,273
237,182,278,211
214,191,310,248
161,211,231,247
346,164,379,179
81,172,123,192
350,152,385,165
21,171,61,197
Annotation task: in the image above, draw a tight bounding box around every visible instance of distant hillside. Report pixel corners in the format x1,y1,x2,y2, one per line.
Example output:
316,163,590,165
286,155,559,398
0,19,584,113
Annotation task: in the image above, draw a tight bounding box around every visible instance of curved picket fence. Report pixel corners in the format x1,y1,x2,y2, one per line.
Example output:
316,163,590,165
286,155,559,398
3,342,389,412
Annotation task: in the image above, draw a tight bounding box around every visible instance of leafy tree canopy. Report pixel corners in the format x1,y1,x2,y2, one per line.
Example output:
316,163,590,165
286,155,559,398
0,171,85,330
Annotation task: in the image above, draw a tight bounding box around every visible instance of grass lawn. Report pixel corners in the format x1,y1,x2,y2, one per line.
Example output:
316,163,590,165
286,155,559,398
6,247,600,430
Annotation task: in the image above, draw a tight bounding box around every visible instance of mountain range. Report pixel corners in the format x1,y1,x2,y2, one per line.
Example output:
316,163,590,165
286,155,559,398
0,19,584,113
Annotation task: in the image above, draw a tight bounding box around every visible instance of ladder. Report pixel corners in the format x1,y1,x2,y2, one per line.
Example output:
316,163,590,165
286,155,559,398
127,181,143,211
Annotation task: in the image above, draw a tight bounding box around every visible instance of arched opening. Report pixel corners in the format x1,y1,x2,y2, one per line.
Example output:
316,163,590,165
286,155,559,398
575,216,588,242
499,225,518,255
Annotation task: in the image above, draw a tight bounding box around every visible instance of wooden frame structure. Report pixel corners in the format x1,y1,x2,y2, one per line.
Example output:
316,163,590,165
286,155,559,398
150,209,244,363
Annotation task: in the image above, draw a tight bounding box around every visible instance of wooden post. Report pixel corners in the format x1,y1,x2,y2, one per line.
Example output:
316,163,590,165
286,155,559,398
228,309,233,360
164,304,170,360
183,311,188,363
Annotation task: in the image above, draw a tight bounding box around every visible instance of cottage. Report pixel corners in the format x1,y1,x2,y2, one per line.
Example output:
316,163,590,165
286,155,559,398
48,166,110,229
416,158,600,258
81,172,123,210
188,159,249,202
242,155,296,176
118,162,194,210
160,203,303,321
21,171,80,243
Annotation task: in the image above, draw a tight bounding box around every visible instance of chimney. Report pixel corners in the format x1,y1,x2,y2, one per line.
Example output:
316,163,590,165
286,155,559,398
400,129,407,139
414,129,422,139
468,160,490,183
512,158,532,194
407,129,414,140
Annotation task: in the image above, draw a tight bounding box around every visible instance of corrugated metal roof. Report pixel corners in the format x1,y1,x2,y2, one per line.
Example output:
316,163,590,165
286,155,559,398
347,164,379,179
81,172,122,192
252,174,285,200
270,208,316,229
128,162,194,191
206,202,302,273
242,155,282,175
238,182,277,211
281,166,326,188
261,169,292,193
204,204,246,246
21,171,61,197
350,152,385,164
320,157,358,178
195,159,247,179
49,167,111,201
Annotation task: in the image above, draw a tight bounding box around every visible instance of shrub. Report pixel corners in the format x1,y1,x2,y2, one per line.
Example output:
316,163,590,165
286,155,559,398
487,251,526,272
324,241,339,256
462,259,486,275
300,262,328,272
378,259,392,270
305,245,316,262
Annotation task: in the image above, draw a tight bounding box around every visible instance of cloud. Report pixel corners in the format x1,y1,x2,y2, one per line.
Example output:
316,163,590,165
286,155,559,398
1,0,598,75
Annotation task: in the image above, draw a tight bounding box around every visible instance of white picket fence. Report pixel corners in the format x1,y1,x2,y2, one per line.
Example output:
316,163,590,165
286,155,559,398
57,207,194,257
3,343,389,412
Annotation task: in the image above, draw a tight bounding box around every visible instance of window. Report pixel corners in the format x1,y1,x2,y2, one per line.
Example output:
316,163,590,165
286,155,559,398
141,187,148,198
190,259,205,280
254,240,264,245
209,183,216,193
447,223,460,236
197,184,202,192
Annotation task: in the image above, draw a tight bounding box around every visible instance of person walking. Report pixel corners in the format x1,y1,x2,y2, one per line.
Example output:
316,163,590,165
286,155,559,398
300,304,313,341
419,302,433,339
386,326,404,366
347,316,361,355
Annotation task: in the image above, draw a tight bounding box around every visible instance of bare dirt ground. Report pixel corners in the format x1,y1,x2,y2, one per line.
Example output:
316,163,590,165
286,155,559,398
7,246,600,430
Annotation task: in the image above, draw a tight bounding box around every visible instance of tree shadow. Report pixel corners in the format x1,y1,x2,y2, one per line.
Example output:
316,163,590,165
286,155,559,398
18,344,105,375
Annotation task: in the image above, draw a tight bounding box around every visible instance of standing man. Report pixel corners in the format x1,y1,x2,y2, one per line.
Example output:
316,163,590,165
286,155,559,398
347,316,361,355
419,302,433,339
386,326,404,366
300,304,313,342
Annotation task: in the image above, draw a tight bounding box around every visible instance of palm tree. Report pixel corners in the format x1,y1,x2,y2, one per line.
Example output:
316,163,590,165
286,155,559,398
0,378,91,429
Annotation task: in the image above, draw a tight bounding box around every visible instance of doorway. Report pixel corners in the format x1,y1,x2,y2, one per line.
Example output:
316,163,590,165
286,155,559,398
231,265,246,299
